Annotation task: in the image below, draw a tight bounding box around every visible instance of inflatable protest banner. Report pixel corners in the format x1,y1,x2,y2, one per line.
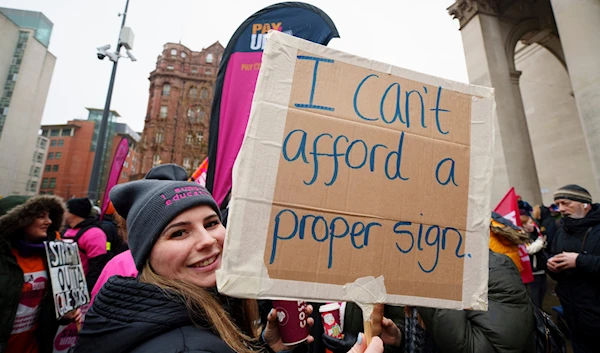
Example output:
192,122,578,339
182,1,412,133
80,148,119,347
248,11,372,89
206,2,339,207
44,241,90,318
217,31,495,310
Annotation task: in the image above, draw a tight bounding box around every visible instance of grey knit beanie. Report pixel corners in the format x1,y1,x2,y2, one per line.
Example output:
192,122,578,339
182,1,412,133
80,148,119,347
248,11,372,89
553,184,592,204
109,180,221,271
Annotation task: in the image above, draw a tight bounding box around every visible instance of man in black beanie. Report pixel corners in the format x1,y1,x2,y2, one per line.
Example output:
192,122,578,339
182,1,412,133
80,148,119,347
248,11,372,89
547,184,600,353
63,198,108,291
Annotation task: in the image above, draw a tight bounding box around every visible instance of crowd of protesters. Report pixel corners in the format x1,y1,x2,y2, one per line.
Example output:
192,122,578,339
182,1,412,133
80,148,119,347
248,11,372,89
1,162,598,353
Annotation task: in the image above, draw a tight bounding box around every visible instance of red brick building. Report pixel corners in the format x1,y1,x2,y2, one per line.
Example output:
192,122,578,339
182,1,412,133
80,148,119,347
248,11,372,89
39,109,140,200
136,41,224,177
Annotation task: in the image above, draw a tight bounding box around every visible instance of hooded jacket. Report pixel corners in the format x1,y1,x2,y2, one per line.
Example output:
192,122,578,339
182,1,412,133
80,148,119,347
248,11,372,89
417,251,535,353
0,195,66,353
548,203,600,338
74,276,238,353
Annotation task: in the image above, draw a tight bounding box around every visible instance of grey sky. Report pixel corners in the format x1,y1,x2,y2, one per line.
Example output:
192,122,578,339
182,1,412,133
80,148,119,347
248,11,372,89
3,0,465,132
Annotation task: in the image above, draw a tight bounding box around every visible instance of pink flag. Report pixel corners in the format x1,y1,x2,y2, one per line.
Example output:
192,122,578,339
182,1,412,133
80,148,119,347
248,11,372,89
100,137,129,219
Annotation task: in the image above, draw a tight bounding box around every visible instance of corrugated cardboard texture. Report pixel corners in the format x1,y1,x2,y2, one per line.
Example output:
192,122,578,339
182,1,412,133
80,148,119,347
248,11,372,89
217,31,495,310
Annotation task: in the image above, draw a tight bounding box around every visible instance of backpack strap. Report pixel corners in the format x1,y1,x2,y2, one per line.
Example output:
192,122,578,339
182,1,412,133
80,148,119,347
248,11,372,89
71,224,99,254
580,226,593,253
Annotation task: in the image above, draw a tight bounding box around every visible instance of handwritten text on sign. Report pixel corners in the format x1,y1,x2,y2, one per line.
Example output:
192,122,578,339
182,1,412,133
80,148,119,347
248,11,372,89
265,51,473,300
45,241,90,318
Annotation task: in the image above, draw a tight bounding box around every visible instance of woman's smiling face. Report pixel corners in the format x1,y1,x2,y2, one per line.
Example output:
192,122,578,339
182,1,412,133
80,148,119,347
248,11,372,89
149,205,225,287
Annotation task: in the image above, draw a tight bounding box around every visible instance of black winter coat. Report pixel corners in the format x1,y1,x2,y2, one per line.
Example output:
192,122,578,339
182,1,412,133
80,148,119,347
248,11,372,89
548,204,600,338
0,195,66,353
74,276,239,353
418,251,535,353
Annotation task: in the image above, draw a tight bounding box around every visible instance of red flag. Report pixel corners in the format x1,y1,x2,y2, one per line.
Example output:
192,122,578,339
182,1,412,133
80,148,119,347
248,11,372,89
494,187,522,227
494,187,534,284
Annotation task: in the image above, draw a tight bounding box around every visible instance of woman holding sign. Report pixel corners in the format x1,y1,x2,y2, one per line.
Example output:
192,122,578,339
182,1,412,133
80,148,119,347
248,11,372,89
0,195,80,353
74,180,319,353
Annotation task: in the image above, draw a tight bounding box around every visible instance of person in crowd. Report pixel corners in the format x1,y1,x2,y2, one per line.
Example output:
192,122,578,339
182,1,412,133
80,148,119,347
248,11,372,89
521,215,547,309
100,201,128,256
417,249,535,353
62,198,108,291
488,212,530,273
547,184,600,353
74,179,315,353
416,214,535,353
532,204,558,245
0,195,81,353
90,163,189,300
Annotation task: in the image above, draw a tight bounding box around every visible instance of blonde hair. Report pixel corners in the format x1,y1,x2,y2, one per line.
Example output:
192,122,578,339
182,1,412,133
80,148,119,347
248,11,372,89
139,262,262,353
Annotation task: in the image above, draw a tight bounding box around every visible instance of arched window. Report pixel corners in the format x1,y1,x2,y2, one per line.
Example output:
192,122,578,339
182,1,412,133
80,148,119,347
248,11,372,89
170,49,177,56
200,88,208,99
189,87,197,98
187,105,206,123
155,130,164,143
206,53,214,63
153,154,161,166
162,84,170,96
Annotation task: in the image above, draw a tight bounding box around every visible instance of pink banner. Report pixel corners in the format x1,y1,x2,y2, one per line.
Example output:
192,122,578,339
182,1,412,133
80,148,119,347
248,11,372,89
213,51,263,205
100,137,129,219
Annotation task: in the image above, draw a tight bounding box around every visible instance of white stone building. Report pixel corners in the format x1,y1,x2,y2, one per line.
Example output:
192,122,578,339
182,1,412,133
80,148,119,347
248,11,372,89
448,0,600,206
0,8,56,196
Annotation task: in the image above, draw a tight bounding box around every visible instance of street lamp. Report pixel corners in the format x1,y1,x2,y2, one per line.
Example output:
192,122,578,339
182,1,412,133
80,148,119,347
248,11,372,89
87,0,136,202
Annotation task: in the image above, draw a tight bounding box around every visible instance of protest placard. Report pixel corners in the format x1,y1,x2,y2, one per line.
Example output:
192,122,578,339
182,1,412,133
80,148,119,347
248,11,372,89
217,31,495,310
44,241,90,318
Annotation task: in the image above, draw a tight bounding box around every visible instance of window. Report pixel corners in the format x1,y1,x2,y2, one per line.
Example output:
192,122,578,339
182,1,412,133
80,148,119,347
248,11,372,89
186,133,192,145
124,161,129,168
181,52,187,58
167,65,174,70
160,106,168,118
36,153,44,163
46,191,53,195
162,84,170,96
45,165,51,172
58,140,64,147
41,129,49,137
183,157,191,169
206,53,214,63
196,132,203,143
205,68,212,75
51,140,57,146
52,165,58,172
48,152,54,160
49,178,56,188
189,87,197,98
29,181,37,192
42,178,49,188
55,152,61,160
38,139,47,148
61,128,71,136
200,88,208,99
50,129,59,137
155,131,164,143
191,67,198,74
153,154,161,167
170,49,177,56
32,166,40,177
121,172,128,179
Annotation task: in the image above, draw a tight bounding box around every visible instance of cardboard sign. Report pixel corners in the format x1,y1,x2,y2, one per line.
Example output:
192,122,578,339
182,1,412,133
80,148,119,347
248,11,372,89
217,31,495,310
44,241,90,318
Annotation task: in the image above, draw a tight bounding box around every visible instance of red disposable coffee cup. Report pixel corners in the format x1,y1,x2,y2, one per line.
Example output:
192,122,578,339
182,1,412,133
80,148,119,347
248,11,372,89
272,300,310,345
319,302,343,338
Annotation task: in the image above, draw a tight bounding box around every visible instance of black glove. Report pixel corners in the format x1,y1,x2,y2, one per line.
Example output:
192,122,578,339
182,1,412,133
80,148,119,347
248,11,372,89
322,332,357,353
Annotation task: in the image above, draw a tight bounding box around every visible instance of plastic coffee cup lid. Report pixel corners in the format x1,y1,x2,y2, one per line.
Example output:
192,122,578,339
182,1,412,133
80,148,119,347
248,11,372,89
319,302,341,312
